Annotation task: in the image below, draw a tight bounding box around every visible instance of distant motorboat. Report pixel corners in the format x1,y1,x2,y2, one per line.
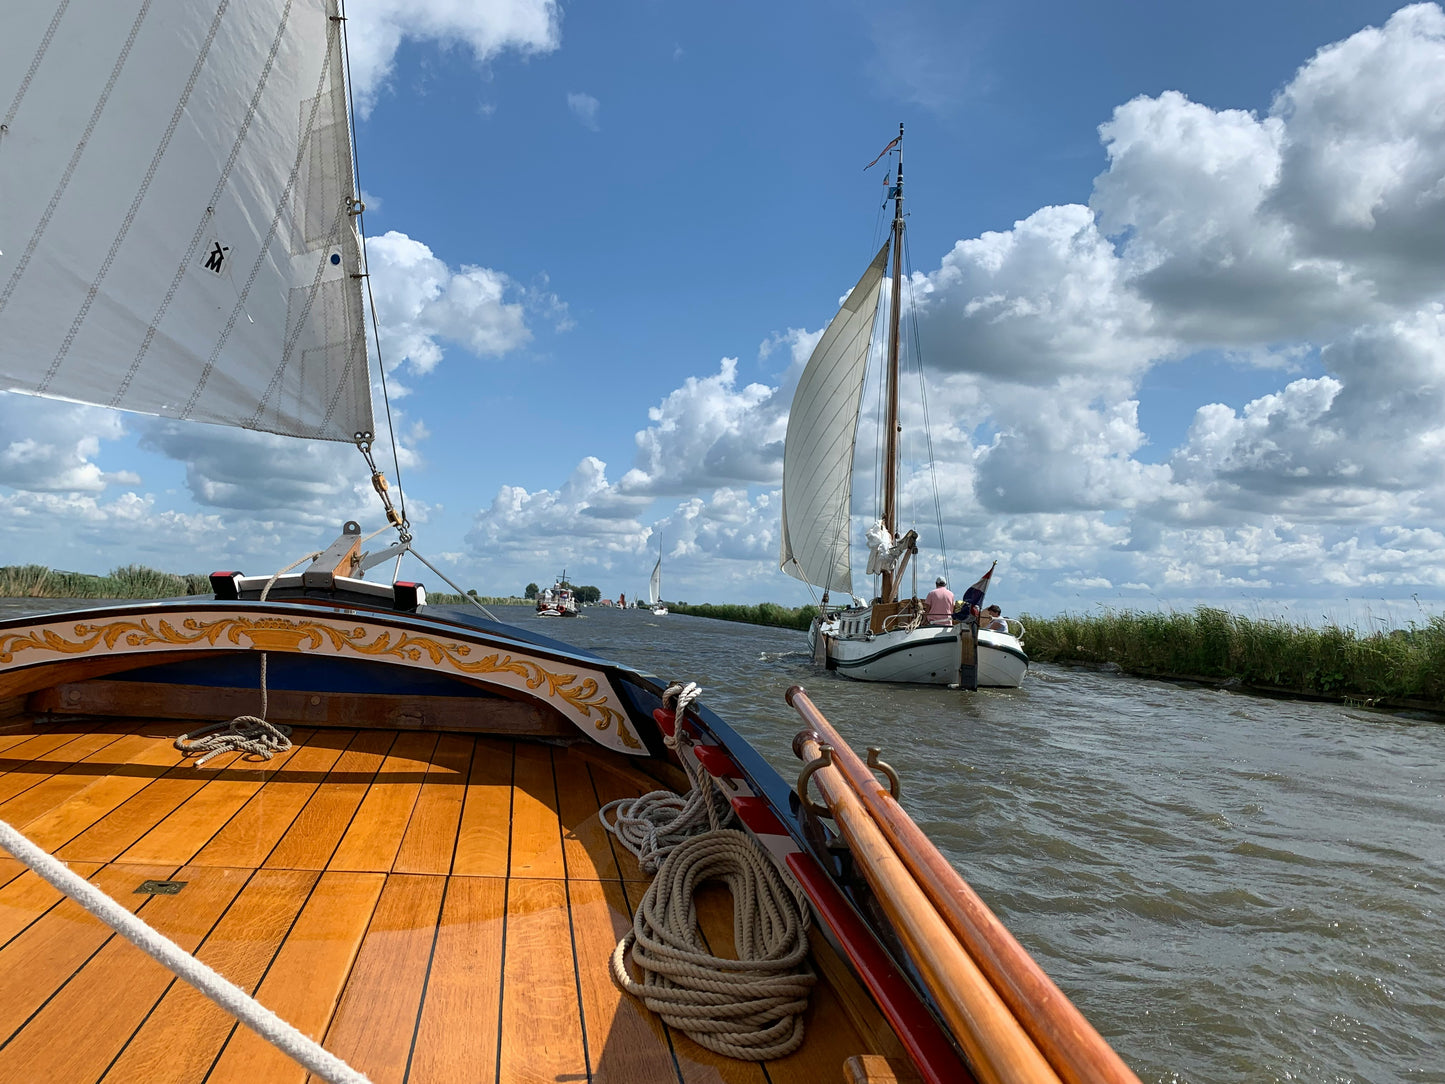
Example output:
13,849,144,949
536,571,578,617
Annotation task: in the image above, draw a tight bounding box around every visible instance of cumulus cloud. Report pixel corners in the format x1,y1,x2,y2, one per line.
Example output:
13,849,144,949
344,0,561,114
0,395,139,493
567,92,600,130
367,231,552,374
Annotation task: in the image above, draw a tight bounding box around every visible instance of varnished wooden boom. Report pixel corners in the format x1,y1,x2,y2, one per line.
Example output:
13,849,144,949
794,728,1061,1084
787,686,1142,1084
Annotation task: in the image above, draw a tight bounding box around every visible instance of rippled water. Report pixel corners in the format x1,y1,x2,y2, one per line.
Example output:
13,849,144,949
5,598,1443,1082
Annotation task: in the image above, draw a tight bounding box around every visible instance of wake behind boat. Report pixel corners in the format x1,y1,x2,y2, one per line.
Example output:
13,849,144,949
780,127,1028,689
1,4,1126,1077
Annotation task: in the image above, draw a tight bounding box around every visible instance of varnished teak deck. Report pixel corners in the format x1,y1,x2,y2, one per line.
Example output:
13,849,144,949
0,721,900,1083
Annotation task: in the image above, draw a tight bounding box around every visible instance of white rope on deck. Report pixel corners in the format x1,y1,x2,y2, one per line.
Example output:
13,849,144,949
609,827,817,1060
600,682,734,873
0,818,371,1084
602,681,817,1060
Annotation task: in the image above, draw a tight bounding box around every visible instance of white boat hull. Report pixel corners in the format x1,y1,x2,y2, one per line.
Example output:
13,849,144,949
820,623,1028,688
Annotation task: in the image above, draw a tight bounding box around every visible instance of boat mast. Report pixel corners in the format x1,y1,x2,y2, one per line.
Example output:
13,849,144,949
880,123,905,604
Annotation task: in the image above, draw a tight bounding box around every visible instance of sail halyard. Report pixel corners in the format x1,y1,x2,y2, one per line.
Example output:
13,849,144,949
778,241,891,595
0,0,375,445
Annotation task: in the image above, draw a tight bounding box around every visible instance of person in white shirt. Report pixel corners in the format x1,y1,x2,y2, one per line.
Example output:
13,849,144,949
984,604,1009,632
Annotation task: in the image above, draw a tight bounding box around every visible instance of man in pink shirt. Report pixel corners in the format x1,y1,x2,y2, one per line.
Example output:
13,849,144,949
924,577,954,625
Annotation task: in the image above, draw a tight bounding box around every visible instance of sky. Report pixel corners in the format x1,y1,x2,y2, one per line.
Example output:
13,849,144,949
4,0,1445,627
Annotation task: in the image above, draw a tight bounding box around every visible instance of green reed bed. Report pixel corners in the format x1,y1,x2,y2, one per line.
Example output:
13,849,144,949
668,601,818,631
1023,607,1445,708
0,563,212,599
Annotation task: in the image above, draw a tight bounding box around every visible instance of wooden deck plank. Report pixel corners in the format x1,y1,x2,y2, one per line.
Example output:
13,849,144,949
0,859,104,947
569,876,682,1084
0,864,251,1084
327,731,439,873
96,868,319,1084
7,725,200,855
0,732,45,757
0,861,176,1044
205,870,386,1084
655,880,771,1084
586,758,658,884
190,729,354,868
263,729,396,870
116,735,309,867
320,873,448,1084
498,877,588,1084
508,742,564,880
405,875,507,1084
0,729,125,806
555,745,622,882
55,748,247,864
451,737,513,878
392,733,474,875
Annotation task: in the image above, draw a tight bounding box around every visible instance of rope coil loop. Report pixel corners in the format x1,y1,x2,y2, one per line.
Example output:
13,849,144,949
175,717,293,768
609,828,817,1061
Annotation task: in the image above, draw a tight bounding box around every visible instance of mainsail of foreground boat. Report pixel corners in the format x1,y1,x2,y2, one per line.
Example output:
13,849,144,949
779,125,1028,689
1,9,1134,1075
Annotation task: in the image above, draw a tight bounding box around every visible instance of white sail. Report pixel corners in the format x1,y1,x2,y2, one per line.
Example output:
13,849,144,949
778,242,890,594
648,556,662,607
0,0,374,442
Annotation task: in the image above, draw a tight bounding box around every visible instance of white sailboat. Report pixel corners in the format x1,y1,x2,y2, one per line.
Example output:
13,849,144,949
779,125,1028,689
648,538,667,615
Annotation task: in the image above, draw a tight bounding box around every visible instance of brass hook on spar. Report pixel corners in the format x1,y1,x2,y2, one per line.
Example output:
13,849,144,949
867,747,901,800
796,743,835,819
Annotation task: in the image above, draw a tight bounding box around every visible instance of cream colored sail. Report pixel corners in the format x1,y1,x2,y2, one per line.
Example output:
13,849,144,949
648,555,662,607
778,242,890,595
0,0,373,442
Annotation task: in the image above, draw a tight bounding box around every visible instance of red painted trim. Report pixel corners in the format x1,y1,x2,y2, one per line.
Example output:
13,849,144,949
785,852,975,1084
730,795,787,836
693,744,741,780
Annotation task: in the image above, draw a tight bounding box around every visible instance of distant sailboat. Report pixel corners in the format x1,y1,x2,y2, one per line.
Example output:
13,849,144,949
779,125,1027,689
648,535,667,615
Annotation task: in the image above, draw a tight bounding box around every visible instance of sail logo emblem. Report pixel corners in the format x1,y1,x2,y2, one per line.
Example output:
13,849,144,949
203,242,229,273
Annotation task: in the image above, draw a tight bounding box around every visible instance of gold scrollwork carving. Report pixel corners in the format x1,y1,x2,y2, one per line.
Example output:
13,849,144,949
2,614,639,749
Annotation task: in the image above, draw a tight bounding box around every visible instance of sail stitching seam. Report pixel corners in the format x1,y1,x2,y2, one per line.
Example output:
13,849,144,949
45,1,232,392
182,6,333,424
1,0,71,130
1,0,154,331
111,0,296,409
243,21,349,433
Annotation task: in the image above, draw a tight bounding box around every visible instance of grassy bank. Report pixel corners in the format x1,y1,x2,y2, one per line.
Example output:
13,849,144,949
0,564,522,607
667,601,818,631
0,564,211,599
1023,607,1445,710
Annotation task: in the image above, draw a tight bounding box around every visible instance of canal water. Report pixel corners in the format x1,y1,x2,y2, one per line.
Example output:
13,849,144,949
4,598,1442,1082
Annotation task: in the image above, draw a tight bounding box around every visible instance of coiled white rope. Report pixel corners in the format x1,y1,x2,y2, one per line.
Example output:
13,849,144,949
602,681,816,1060
174,716,293,768
173,551,318,768
0,818,371,1084
609,828,817,1060
600,682,734,873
